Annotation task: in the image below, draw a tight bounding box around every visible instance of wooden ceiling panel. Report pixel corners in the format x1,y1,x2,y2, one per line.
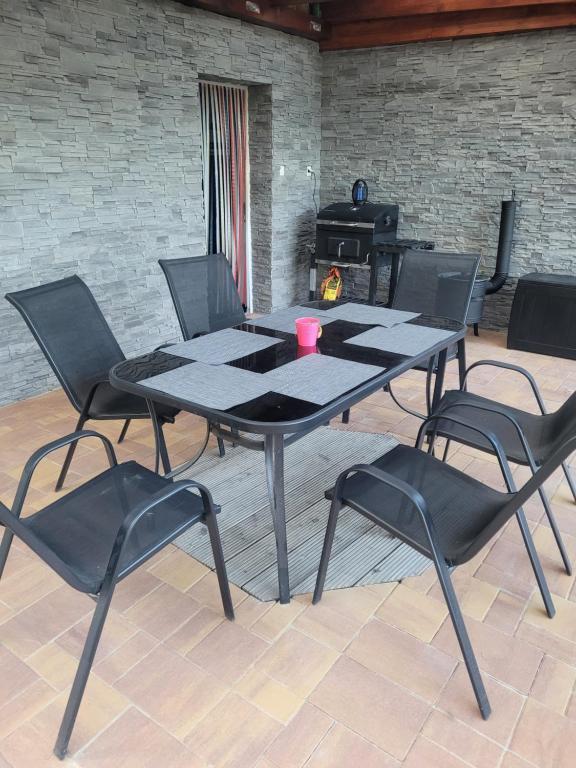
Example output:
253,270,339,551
322,3,576,50
179,1,576,48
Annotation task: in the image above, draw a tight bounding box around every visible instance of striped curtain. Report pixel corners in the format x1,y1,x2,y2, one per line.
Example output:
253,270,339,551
200,81,249,306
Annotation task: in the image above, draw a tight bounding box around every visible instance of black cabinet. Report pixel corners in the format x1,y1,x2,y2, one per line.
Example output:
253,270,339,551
508,273,576,360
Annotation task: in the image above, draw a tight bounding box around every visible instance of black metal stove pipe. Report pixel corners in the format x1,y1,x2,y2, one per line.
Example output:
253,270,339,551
486,193,517,295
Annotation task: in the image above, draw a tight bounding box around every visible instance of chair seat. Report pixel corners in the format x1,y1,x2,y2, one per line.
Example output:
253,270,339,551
87,382,179,422
22,462,204,593
433,389,556,465
326,445,510,565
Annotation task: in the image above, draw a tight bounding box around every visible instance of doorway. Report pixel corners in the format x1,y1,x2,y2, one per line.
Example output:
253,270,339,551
200,80,252,311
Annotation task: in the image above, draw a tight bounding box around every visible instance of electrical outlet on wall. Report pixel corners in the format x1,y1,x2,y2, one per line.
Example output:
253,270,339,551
306,166,313,177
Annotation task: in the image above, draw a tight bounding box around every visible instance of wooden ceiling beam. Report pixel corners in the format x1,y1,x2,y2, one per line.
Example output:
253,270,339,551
321,3,576,50
323,0,576,24
179,0,326,40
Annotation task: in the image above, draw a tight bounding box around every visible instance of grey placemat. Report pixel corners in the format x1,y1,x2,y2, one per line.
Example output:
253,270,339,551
140,361,271,410
325,302,420,326
263,353,385,405
344,323,455,357
246,305,335,334
164,328,282,365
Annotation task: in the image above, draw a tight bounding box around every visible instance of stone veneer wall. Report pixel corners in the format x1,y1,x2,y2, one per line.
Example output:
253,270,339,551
321,29,576,327
0,0,321,404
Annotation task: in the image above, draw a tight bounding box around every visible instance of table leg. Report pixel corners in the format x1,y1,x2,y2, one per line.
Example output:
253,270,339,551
368,256,379,305
388,252,400,307
431,348,448,413
457,338,467,391
264,433,290,604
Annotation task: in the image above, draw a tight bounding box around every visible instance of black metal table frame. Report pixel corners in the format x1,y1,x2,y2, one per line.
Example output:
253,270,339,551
110,322,466,605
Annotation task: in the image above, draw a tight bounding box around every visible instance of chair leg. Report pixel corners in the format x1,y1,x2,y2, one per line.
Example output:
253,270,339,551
55,416,86,491
537,486,572,576
515,508,556,618
342,409,350,424
0,528,14,581
441,439,451,462
217,436,226,458
117,419,131,444
313,497,341,604
53,587,115,759
148,402,171,475
473,323,479,336
205,506,234,620
561,461,576,504
434,558,491,719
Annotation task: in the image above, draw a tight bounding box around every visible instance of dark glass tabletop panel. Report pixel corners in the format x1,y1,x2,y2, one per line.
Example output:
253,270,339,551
110,309,463,431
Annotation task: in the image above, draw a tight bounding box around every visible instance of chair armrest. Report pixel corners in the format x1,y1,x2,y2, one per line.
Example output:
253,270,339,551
10,431,118,519
102,479,216,586
154,342,174,351
332,462,443,555
418,413,516,492
438,400,536,470
463,360,546,414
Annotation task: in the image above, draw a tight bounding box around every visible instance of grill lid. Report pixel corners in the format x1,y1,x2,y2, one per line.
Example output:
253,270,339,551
317,202,398,225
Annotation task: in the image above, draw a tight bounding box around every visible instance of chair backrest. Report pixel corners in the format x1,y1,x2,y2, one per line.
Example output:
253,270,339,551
6,276,125,412
159,254,246,341
393,250,481,322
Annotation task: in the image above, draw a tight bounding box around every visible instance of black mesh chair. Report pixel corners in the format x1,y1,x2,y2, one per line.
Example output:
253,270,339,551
159,254,246,341
6,276,179,489
428,360,576,575
159,254,246,458
314,411,574,719
389,249,480,415
0,430,233,759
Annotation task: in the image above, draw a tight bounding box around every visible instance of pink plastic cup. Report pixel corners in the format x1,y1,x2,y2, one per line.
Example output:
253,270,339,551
295,317,322,347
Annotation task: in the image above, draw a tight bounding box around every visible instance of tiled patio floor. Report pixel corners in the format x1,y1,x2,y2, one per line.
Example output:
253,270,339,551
0,329,575,767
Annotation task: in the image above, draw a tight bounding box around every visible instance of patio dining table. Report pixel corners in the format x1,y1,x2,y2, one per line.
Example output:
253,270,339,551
110,300,466,604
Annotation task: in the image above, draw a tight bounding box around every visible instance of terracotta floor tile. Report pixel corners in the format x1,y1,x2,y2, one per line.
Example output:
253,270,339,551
433,613,542,693
264,703,332,767
251,601,307,642
500,753,537,768
347,619,455,702
164,606,224,655
511,698,576,768
0,562,62,612
403,736,471,768
483,591,526,634
55,610,138,665
306,724,399,768
235,668,303,724
0,587,92,659
30,675,130,757
0,720,73,768
187,620,269,685
186,692,281,768
0,679,57,742
147,548,209,592
0,646,39,709
109,569,163,613
436,664,524,745
310,656,430,760
376,583,448,642
92,630,158,685
123,582,201,639
428,572,499,622
186,571,246,612
258,629,338,699
523,592,576,643
232,595,273,629
293,601,362,652
76,707,204,768
422,710,503,768
305,584,383,624
114,644,227,739
515,618,576,667
529,655,576,714
26,643,78,691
